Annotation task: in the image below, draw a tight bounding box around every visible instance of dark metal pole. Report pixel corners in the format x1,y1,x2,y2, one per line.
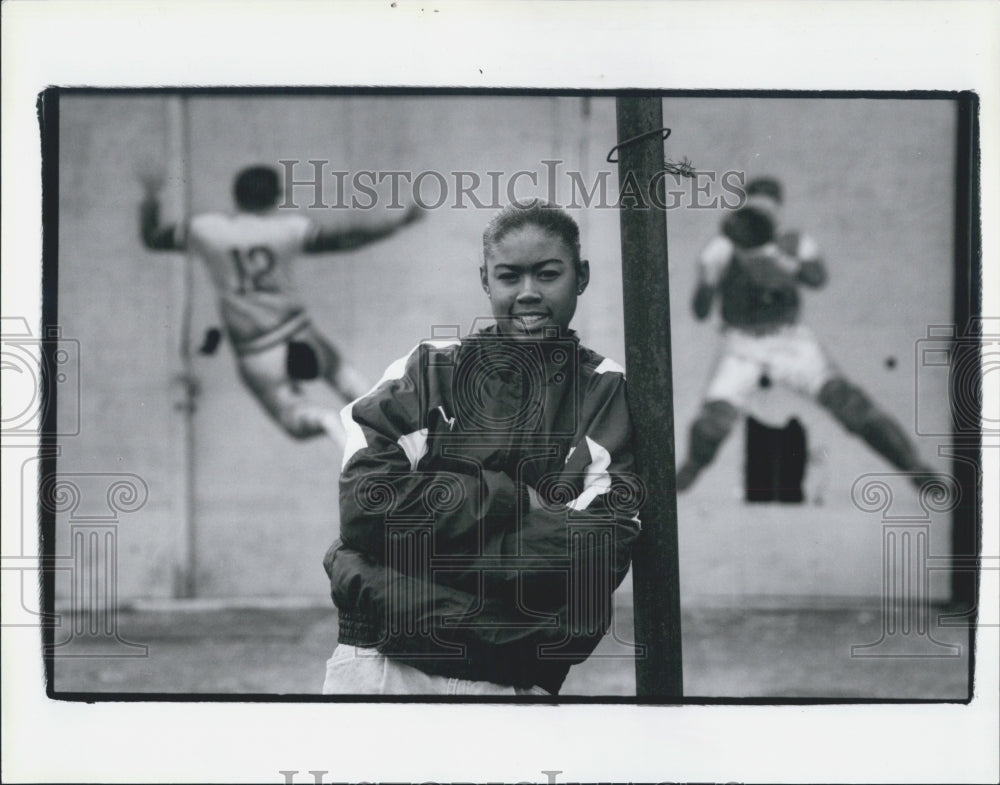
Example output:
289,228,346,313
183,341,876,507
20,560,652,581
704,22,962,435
615,96,683,698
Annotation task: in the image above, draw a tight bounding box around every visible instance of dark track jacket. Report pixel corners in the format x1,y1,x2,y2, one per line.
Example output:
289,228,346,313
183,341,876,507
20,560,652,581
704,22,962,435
323,326,641,694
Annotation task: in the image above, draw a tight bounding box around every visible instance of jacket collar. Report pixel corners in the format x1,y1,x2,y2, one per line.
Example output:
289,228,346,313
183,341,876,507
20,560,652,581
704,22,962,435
473,323,579,345
466,325,579,383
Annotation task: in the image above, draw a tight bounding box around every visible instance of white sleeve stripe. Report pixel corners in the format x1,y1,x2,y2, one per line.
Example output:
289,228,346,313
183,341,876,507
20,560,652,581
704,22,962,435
340,343,421,469
425,339,462,350
397,429,429,471
567,436,613,511
339,339,462,469
339,404,369,470
594,357,625,376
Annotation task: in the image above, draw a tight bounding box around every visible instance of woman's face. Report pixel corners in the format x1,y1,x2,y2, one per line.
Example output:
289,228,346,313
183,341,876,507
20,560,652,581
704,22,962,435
481,224,589,339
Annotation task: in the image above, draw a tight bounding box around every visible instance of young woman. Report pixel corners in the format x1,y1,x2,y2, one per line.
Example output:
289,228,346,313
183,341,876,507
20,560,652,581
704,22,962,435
321,201,641,695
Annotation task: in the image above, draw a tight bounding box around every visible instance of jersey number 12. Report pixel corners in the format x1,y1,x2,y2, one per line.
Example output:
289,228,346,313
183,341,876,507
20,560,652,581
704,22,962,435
229,246,276,294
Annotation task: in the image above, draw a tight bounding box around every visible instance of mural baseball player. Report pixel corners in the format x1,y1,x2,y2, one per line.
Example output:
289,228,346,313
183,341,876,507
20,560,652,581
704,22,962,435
676,176,938,493
139,164,421,445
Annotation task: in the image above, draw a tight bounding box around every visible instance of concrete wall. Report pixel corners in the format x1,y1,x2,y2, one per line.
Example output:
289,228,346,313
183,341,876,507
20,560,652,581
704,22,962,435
56,94,955,602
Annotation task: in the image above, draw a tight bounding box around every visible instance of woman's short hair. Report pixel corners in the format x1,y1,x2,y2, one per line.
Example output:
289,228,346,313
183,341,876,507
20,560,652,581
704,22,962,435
482,200,582,265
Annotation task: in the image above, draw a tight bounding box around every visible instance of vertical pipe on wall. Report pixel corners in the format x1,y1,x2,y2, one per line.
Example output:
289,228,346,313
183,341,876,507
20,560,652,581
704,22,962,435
166,94,197,598
615,96,684,698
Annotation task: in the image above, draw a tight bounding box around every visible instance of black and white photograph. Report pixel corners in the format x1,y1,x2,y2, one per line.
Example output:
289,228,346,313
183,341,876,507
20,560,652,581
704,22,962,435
3,2,998,784
44,89,977,701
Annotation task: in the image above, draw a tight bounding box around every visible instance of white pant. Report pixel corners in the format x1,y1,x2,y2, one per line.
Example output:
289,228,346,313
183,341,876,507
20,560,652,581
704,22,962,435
322,645,550,696
704,324,837,408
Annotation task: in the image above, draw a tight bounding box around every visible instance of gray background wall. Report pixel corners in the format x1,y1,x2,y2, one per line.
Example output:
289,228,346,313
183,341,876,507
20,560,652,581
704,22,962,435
56,94,955,602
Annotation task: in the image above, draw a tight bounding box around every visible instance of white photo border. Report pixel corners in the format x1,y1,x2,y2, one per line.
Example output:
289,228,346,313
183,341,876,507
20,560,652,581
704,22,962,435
2,1,998,783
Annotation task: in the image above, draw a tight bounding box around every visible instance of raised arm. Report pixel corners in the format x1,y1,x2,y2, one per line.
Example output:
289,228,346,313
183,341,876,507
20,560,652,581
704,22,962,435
138,168,184,251
777,231,827,288
692,234,733,320
303,204,423,254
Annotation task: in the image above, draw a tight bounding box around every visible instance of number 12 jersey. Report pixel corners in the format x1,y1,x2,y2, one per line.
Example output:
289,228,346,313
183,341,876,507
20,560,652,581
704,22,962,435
183,212,321,349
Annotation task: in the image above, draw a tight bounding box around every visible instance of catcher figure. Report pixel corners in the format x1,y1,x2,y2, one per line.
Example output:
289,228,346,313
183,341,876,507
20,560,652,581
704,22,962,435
676,176,937,492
